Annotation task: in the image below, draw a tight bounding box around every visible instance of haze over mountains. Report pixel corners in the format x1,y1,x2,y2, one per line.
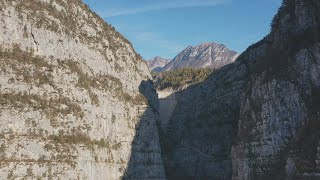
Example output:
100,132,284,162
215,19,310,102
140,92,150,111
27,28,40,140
146,42,239,72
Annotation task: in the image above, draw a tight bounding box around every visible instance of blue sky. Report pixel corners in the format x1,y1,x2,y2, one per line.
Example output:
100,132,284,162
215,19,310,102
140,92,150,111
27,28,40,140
83,0,282,60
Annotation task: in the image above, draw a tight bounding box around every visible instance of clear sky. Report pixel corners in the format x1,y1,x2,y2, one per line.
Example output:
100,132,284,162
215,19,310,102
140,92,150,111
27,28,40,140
83,0,282,60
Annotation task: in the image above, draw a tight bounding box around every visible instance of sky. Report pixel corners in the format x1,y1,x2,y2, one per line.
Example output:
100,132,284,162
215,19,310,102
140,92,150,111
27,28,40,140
83,0,282,60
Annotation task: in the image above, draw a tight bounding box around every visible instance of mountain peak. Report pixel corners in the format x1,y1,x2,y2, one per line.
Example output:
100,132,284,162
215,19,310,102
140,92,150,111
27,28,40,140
161,42,239,71
154,56,168,60
186,42,221,49
146,56,171,72
198,42,219,46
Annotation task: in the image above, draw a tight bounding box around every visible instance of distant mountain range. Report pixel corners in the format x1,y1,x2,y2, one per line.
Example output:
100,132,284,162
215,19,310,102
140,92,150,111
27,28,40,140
146,42,239,72
146,57,171,72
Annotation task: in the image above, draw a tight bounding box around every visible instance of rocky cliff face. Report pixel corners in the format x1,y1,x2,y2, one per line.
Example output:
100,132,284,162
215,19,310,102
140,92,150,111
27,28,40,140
162,0,320,179
0,0,165,179
161,42,239,71
162,59,248,180
232,0,320,179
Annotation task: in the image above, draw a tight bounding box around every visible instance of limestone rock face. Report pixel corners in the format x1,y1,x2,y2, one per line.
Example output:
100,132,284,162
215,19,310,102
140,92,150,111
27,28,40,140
232,0,320,179
162,57,249,180
0,0,165,179
163,0,320,179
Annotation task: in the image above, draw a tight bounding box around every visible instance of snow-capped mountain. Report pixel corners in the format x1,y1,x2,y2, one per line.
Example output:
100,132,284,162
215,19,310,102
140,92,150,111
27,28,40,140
161,42,239,71
146,56,171,72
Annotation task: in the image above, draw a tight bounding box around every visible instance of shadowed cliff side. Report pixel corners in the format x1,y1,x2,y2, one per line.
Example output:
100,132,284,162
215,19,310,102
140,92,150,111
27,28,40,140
160,56,250,180
232,0,320,179
122,80,166,180
162,0,320,179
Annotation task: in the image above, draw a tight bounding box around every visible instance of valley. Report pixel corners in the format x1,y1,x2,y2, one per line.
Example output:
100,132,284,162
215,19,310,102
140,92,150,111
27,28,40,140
0,0,319,179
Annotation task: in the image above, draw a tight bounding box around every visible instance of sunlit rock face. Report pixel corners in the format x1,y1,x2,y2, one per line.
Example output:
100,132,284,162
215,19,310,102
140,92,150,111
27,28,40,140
162,0,320,179
0,0,165,179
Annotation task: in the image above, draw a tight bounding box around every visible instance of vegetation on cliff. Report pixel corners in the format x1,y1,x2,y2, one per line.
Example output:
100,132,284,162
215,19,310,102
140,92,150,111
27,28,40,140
152,68,214,90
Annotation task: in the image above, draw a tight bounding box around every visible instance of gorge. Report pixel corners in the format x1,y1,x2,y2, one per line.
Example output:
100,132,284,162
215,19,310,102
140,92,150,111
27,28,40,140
0,0,319,179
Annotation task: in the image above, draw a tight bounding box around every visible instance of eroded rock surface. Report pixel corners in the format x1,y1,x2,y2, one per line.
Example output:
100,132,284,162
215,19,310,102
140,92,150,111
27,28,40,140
0,0,165,179
163,0,320,179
